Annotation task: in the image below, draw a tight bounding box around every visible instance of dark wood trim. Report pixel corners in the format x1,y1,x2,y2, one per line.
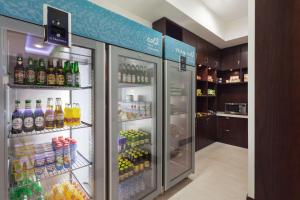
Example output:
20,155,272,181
247,196,254,200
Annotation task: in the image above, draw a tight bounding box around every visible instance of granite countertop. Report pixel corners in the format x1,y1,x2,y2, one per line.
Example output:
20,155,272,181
216,112,248,119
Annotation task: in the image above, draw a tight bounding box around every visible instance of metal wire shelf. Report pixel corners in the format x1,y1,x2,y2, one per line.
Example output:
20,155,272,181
8,83,92,90
8,122,92,138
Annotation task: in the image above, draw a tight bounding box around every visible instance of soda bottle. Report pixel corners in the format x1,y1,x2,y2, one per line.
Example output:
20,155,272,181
25,57,36,85
73,61,80,87
36,59,46,85
54,98,64,128
23,100,34,132
34,100,45,131
64,103,71,126
64,61,73,87
14,56,25,84
11,100,23,134
72,103,81,126
45,98,55,129
46,59,56,86
55,59,65,86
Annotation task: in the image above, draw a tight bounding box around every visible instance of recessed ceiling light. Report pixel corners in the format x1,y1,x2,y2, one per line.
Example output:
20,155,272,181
34,44,44,49
230,69,233,71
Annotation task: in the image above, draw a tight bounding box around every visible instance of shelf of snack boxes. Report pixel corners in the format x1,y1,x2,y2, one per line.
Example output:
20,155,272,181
8,121,92,138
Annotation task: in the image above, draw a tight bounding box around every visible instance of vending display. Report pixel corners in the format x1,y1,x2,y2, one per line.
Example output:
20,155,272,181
109,46,162,200
2,28,99,200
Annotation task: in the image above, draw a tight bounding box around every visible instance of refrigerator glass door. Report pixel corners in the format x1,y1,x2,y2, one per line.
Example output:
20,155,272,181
109,46,162,200
0,16,105,200
164,60,195,190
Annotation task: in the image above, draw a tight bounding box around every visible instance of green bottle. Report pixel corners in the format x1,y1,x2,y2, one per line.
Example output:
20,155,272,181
25,57,36,85
64,61,73,86
36,59,46,85
73,61,80,87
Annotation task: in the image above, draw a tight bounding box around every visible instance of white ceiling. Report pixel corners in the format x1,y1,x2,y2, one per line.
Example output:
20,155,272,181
201,0,248,22
89,0,248,48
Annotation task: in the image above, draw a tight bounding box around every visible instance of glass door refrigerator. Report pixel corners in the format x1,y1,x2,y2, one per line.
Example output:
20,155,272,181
108,45,162,200
163,60,195,191
0,16,106,200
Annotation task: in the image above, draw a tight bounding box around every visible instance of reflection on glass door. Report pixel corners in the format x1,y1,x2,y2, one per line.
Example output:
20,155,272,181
165,62,194,189
110,46,161,200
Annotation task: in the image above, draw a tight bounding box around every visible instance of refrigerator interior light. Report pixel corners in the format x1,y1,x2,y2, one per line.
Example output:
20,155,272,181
25,35,55,56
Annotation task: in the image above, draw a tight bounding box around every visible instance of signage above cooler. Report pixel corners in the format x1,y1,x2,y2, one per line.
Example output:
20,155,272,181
164,36,196,67
0,0,162,57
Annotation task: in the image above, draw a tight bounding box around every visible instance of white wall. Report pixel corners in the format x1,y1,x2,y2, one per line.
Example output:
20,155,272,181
89,0,152,27
224,17,248,41
248,0,255,198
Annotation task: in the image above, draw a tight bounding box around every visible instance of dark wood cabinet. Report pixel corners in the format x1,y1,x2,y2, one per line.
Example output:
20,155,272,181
182,29,198,49
195,116,216,151
220,46,241,71
241,44,248,69
217,116,248,148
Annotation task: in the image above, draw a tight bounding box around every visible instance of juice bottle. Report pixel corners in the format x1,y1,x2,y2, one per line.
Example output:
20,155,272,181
54,98,64,128
11,100,23,134
34,99,45,131
45,98,55,129
23,100,34,132
64,103,71,126
72,103,81,126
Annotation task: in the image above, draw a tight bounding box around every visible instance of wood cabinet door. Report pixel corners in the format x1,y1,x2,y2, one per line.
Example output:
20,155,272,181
241,44,248,69
221,46,241,70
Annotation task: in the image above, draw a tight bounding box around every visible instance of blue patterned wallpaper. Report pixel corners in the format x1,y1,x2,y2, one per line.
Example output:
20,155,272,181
164,36,196,66
0,0,162,57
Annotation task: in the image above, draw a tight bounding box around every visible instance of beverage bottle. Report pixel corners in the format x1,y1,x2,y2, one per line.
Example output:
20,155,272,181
46,59,56,86
73,103,81,126
55,59,65,86
126,64,132,83
25,57,36,85
136,65,141,84
54,98,64,128
36,59,46,85
64,103,71,126
140,66,145,83
118,63,122,83
34,100,45,131
74,61,80,87
121,63,127,83
14,56,25,84
131,65,136,83
11,100,23,134
144,67,149,83
23,100,34,132
64,61,73,87
45,98,55,129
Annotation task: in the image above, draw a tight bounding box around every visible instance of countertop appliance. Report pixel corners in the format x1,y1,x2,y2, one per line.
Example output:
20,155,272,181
225,103,247,115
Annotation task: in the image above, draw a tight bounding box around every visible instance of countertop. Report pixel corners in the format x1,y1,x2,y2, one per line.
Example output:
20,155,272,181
216,112,248,119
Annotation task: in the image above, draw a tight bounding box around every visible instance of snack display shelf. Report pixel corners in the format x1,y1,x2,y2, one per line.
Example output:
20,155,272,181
119,116,152,123
8,122,92,138
118,83,152,88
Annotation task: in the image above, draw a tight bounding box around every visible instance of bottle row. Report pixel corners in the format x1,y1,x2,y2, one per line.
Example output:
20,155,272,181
118,63,152,84
14,56,80,87
12,136,78,184
118,101,152,121
11,98,81,134
118,147,151,182
118,129,151,152
9,179,88,200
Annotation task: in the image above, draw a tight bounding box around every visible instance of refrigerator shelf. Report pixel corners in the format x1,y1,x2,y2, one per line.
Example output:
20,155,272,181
119,167,152,183
36,151,92,181
8,122,92,138
119,83,152,88
8,83,92,90
119,116,152,122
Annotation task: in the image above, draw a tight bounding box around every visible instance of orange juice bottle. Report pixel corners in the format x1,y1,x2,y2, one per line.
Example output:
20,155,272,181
64,104,71,126
73,103,81,126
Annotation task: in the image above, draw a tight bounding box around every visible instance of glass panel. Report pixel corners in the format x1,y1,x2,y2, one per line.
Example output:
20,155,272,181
168,67,192,181
117,56,157,200
6,30,94,199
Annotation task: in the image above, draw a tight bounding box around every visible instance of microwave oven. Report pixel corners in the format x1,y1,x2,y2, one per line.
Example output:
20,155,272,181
225,103,247,115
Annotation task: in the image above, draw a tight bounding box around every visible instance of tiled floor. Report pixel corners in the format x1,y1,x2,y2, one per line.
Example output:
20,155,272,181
156,142,248,200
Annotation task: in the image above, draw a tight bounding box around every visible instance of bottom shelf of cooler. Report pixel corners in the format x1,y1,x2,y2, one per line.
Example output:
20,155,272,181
9,173,92,200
